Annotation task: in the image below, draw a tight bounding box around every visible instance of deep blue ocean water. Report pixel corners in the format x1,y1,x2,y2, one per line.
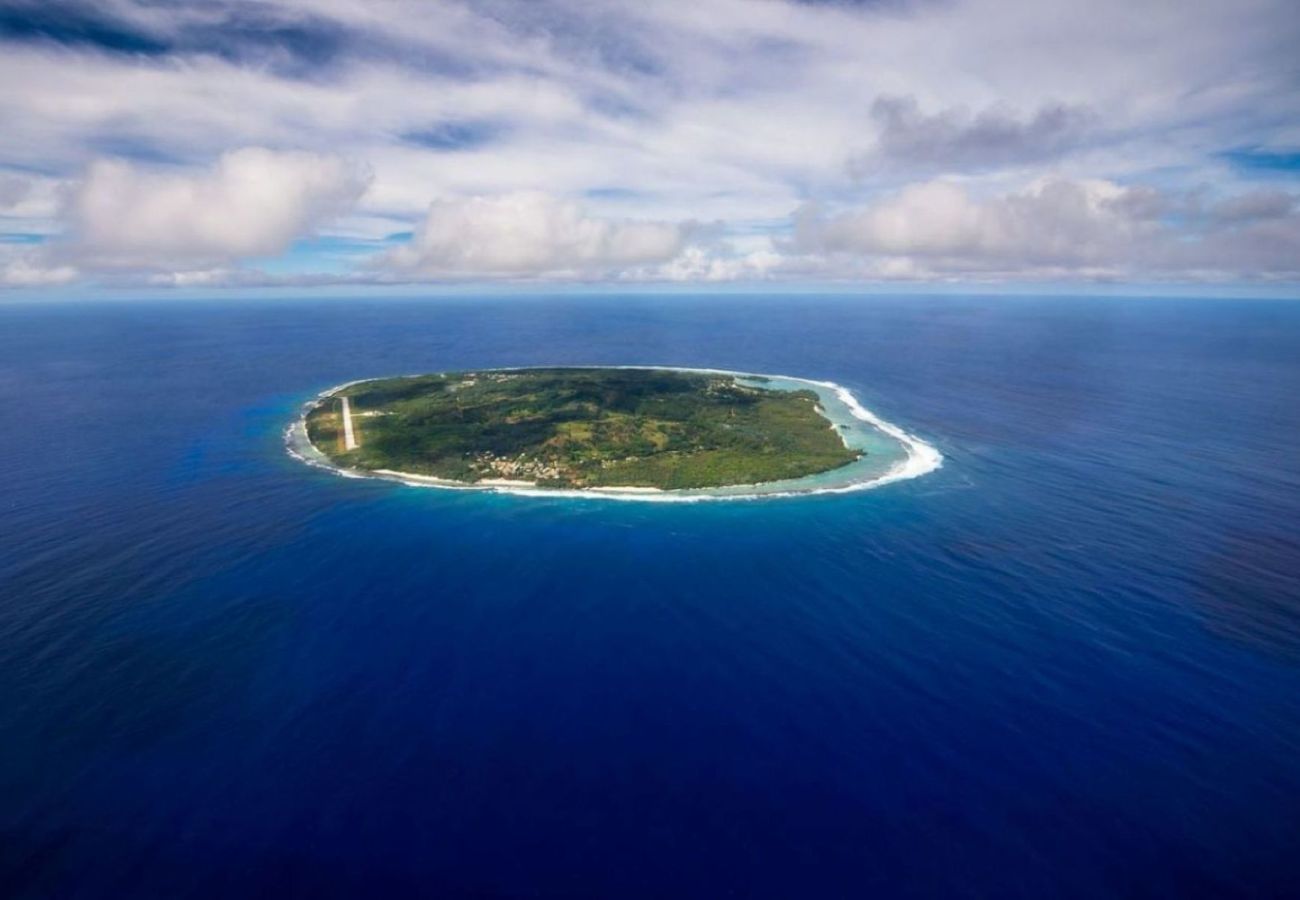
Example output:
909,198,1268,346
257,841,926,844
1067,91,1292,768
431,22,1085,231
1,294,1298,898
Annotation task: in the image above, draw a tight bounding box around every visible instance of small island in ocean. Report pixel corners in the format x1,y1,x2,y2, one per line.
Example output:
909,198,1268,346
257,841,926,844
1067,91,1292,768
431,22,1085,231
303,368,863,490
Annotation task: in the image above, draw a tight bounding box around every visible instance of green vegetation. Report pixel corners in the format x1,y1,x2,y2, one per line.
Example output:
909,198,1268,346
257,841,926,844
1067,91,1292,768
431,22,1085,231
306,368,861,490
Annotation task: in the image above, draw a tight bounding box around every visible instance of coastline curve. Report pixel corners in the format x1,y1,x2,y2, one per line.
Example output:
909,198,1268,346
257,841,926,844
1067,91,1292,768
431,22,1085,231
284,367,942,502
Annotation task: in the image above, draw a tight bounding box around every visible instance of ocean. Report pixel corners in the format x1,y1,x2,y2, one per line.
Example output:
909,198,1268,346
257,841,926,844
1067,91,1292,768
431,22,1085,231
1,294,1298,897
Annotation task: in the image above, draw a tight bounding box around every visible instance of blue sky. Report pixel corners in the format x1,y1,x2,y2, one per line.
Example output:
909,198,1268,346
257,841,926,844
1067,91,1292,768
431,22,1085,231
1,0,1298,293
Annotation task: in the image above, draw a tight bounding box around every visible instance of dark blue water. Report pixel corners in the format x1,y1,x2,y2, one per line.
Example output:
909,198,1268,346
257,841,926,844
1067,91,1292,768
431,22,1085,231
2,295,1298,898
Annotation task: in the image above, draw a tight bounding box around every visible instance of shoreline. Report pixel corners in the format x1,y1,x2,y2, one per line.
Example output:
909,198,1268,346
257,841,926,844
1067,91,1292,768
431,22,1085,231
285,366,942,502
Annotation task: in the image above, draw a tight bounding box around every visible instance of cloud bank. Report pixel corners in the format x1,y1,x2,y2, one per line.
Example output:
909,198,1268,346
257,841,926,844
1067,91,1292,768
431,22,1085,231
0,0,1298,290
386,192,687,277
796,178,1300,279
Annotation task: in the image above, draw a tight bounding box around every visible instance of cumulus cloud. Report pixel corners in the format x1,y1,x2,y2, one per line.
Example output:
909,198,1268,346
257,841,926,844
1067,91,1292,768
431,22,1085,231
70,147,370,268
798,178,1142,265
648,245,782,282
383,191,688,277
795,177,1300,278
852,96,1095,177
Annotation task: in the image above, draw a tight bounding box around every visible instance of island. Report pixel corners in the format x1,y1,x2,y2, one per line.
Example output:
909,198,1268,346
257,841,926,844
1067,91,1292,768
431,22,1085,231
302,368,863,491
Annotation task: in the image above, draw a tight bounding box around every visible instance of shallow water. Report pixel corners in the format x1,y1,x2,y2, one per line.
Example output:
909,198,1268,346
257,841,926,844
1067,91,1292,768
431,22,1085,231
1,294,1298,897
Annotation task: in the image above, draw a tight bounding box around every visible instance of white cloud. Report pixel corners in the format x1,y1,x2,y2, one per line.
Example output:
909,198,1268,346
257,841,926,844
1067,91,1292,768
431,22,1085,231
641,245,782,282
797,178,1147,266
0,257,79,286
795,176,1300,279
70,147,370,268
384,191,687,277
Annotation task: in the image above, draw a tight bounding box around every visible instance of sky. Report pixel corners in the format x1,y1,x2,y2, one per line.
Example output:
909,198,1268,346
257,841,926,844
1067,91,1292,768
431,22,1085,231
1,0,1298,294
